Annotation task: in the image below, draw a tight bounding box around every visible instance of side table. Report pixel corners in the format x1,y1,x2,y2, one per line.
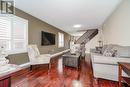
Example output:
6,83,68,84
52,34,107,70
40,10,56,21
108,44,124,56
118,62,130,87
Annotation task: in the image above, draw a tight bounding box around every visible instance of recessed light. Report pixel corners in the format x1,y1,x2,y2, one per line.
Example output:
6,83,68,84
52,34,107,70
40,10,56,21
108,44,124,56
73,24,82,28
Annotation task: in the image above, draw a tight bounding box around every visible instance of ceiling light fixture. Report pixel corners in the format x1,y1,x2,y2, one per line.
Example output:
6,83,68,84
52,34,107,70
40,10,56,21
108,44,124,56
73,24,82,28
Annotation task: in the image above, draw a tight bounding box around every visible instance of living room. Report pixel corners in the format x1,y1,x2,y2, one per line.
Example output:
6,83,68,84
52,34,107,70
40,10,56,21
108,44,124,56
0,0,130,87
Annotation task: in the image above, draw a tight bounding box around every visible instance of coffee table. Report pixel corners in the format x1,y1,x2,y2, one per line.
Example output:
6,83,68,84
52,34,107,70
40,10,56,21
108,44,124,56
62,53,81,70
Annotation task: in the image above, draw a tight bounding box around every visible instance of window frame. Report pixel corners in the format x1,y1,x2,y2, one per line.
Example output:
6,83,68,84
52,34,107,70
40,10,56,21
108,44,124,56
0,15,28,54
58,32,64,48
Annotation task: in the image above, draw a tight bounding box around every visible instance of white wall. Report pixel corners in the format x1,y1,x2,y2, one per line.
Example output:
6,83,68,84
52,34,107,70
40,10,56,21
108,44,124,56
85,28,103,53
85,34,99,53
103,0,130,46
72,32,100,53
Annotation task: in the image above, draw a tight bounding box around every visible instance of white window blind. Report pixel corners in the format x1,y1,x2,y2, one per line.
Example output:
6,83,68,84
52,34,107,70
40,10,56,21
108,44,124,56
0,16,28,54
58,32,64,47
12,17,28,52
0,18,11,50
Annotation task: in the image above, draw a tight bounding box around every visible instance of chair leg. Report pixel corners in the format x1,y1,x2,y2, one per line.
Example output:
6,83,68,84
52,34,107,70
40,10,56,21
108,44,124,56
48,63,51,73
30,65,33,71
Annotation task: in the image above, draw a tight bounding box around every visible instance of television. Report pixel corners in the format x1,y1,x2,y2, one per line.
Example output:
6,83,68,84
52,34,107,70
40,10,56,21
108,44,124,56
41,31,55,45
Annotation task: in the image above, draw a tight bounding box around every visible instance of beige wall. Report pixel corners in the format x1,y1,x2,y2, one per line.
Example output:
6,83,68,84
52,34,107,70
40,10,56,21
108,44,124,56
102,0,130,46
8,8,70,65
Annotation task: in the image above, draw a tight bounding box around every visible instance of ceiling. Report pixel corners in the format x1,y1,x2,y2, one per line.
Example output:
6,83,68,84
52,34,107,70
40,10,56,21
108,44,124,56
15,0,122,36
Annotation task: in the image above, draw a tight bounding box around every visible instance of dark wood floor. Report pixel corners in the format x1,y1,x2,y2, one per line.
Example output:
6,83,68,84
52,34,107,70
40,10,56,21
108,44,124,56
11,55,119,87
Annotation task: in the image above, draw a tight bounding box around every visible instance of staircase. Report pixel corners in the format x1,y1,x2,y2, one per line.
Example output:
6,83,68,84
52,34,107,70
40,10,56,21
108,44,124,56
75,29,98,44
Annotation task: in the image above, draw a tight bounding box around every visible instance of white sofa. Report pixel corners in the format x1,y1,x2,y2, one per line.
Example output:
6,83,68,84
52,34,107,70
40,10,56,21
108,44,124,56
91,53,130,81
91,44,130,81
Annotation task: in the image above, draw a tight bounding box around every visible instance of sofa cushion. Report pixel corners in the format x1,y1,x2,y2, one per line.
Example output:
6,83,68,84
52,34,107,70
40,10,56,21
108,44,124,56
92,54,130,65
92,55,118,64
117,46,130,58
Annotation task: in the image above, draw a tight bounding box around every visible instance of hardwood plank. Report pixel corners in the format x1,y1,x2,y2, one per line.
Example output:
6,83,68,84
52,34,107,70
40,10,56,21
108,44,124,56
11,54,119,87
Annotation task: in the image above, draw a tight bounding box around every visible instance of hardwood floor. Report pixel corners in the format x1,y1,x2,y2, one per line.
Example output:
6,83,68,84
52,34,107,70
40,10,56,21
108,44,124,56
11,55,119,87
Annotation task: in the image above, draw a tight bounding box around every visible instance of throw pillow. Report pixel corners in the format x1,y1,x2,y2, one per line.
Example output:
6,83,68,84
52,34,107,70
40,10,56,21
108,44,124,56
101,45,108,54
103,45,116,57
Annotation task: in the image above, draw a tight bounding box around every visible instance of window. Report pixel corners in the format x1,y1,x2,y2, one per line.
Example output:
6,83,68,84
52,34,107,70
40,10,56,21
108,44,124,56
0,16,28,54
58,32,64,47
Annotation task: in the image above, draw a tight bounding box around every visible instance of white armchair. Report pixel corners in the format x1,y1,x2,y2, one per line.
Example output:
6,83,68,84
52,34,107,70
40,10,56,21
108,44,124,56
27,45,51,70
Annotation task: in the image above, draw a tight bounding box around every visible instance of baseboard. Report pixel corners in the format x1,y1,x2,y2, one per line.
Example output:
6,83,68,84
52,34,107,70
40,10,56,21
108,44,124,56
19,62,30,69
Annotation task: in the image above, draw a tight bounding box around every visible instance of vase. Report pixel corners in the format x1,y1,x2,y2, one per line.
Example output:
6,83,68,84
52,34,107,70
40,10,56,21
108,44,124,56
0,58,9,72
